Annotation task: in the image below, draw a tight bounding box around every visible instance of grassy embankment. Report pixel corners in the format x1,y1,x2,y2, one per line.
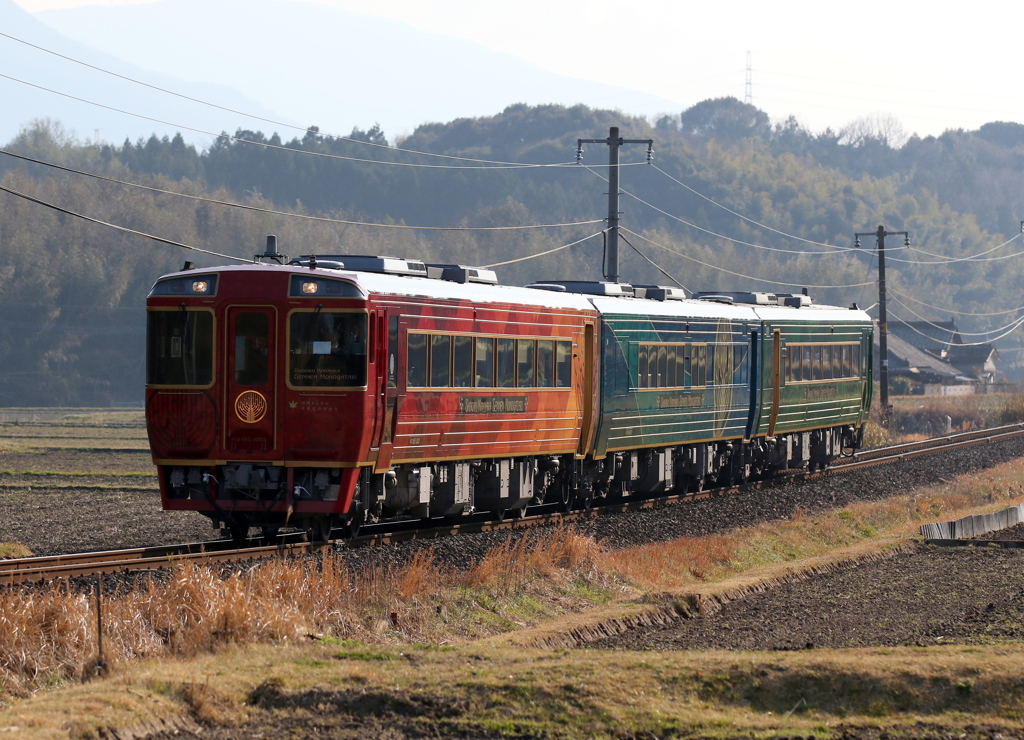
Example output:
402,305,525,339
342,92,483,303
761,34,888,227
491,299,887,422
2,408,1024,737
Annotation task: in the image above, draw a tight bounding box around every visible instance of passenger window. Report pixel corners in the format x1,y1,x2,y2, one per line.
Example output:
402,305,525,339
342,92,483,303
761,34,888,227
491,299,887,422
537,340,554,388
657,346,667,389
821,346,832,380
430,335,451,387
496,338,515,388
842,345,851,378
555,341,572,387
802,347,812,381
637,345,648,388
453,335,473,387
517,339,535,387
666,345,677,387
407,333,427,387
693,345,706,387
475,337,494,387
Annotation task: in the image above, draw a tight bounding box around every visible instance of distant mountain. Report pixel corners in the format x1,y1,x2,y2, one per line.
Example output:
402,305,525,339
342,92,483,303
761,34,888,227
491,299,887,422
0,0,295,146
33,0,681,143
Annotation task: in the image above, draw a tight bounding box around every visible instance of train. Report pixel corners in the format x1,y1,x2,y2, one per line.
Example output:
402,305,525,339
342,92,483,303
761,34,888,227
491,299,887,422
145,238,874,541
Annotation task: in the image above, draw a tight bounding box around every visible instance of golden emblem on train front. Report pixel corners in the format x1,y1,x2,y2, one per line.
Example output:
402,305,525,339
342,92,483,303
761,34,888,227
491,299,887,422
235,390,268,423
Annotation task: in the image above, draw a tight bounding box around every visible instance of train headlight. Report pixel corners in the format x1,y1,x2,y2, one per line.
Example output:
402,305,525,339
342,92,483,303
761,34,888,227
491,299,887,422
301,281,319,294
191,280,209,293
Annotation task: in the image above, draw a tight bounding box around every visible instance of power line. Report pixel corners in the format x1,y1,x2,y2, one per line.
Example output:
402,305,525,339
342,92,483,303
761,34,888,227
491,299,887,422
889,288,1024,317
0,149,604,232
0,71,581,170
618,230,688,293
0,183,249,263
582,164,899,257
620,228,874,289
0,30,579,169
649,164,859,253
482,231,606,268
886,306,1024,346
888,294,1024,338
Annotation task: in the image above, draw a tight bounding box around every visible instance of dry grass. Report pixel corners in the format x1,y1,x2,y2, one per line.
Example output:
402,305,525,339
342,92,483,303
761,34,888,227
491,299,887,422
0,543,32,559
5,456,1024,706
872,392,1024,444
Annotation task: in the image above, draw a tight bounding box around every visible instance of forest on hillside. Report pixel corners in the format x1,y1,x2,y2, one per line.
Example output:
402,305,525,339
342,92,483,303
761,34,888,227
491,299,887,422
1,99,1023,405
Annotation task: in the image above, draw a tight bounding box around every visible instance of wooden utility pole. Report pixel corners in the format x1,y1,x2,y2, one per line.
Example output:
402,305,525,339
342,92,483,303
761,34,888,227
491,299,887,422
856,224,909,420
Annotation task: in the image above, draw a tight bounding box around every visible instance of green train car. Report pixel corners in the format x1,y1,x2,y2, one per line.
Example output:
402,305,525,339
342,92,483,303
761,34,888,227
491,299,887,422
581,287,873,497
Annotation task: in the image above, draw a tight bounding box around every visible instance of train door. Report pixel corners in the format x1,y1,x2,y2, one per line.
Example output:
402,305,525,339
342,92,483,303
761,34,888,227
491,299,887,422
223,305,279,455
767,328,783,437
577,322,597,457
374,314,402,471
368,310,389,455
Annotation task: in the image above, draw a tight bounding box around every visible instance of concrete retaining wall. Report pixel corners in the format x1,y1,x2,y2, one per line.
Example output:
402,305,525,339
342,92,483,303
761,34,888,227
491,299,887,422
919,503,1024,540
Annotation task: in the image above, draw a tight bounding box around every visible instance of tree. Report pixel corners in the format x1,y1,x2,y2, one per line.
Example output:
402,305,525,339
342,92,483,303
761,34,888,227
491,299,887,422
679,98,771,143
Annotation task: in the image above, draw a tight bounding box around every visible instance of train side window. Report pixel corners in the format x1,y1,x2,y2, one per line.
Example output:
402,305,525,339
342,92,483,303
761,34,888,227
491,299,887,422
496,338,515,388
790,345,800,383
682,345,691,387
693,345,706,387
537,340,554,388
555,341,572,387
802,346,812,381
841,345,851,378
407,333,427,387
831,345,841,379
430,335,451,387
656,345,667,388
811,346,821,380
853,345,861,375
637,345,648,388
821,346,832,380
475,337,494,387
516,339,535,387
734,344,748,386
666,345,677,387
453,335,473,387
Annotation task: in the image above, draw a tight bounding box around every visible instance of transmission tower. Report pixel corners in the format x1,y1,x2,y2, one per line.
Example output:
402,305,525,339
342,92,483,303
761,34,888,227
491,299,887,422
745,51,752,104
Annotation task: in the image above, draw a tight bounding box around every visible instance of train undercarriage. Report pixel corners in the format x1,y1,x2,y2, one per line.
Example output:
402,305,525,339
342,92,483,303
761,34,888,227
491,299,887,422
161,424,861,542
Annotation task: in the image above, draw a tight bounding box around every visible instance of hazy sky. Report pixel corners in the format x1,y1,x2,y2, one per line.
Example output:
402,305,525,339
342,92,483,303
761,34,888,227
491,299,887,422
12,0,1024,138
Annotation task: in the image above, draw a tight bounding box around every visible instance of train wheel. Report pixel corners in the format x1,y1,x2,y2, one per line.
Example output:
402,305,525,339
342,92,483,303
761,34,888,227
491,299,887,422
261,526,280,544
308,516,333,544
226,523,249,543
340,510,365,539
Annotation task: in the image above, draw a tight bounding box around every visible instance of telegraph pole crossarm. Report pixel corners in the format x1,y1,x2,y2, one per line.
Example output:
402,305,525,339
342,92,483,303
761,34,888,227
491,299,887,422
577,126,654,283
855,224,910,422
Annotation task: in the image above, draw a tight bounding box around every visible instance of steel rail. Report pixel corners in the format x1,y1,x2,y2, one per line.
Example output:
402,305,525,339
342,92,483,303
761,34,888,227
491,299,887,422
5,422,1024,586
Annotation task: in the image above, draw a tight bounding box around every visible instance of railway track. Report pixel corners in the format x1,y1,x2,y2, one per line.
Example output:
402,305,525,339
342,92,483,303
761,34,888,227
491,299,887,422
5,422,1024,586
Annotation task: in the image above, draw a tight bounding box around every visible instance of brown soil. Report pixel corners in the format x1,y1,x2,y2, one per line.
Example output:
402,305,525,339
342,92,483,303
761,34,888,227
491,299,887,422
590,543,1024,652
0,449,153,474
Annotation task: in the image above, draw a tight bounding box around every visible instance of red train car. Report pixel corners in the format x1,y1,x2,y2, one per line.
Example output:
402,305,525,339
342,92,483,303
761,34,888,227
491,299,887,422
145,250,598,540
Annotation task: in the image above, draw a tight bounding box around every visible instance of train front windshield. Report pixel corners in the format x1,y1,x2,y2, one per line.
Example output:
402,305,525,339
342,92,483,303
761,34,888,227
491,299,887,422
289,311,368,387
146,310,214,386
